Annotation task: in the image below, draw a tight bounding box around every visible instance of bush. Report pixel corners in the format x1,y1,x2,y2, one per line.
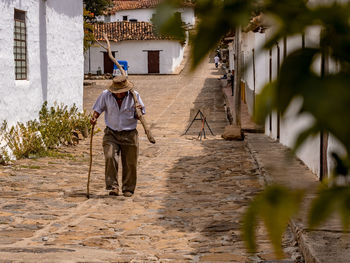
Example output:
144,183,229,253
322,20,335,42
0,102,92,162
0,120,45,161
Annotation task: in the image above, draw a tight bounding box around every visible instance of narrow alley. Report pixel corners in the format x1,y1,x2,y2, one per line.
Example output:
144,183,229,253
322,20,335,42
0,56,301,262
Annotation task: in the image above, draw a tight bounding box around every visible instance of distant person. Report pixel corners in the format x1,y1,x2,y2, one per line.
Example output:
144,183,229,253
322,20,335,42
214,55,220,68
216,49,221,59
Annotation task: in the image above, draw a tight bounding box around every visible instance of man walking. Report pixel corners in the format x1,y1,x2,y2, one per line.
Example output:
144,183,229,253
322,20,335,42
214,54,220,68
90,76,145,197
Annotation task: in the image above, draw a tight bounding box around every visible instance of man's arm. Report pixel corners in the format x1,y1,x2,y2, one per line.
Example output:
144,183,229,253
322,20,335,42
90,111,100,125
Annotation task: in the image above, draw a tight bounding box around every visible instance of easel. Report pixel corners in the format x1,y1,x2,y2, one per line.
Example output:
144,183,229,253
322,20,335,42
183,109,214,140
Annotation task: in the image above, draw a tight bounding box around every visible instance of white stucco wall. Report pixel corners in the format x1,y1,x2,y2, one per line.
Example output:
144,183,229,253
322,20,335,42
254,33,269,94
85,40,185,74
229,25,345,177
99,7,195,26
0,0,83,127
239,28,336,177
45,0,84,109
110,9,154,22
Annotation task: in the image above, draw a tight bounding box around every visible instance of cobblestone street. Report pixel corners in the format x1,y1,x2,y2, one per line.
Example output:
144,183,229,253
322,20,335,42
0,57,300,262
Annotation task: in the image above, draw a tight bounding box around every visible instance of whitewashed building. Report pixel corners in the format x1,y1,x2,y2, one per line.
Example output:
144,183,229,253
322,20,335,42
85,21,186,74
85,0,194,75
0,0,84,127
99,0,195,27
230,20,344,180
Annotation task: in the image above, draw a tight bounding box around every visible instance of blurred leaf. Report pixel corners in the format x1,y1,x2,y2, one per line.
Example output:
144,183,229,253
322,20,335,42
242,201,258,253
292,124,319,154
266,48,350,156
152,4,186,43
331,153,349,177
242,185,304,256
155,0,350,256
308,184,337,229
155,0,256,69
255,81,276,124
340,193,350,230
263,0,311,49
276,48,318,114
300,74,350,155
309,185,350,230
190,19,230,69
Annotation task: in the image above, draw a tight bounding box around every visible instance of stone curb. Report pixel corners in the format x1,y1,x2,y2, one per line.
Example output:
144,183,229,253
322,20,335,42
245,139,316,263
219,72,323,262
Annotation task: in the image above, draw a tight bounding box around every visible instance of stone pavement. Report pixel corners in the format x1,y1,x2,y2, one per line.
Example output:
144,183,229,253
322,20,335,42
0,57,303,262
220,73,350,262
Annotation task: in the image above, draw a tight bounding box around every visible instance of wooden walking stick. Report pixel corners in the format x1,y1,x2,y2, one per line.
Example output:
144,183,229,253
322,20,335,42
87,124,95,198
95,33,156,144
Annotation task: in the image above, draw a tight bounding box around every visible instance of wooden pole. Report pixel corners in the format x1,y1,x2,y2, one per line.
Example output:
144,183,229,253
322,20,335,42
234,26,242,127
252,48,256,115
87,124,95,199
320,33,329,181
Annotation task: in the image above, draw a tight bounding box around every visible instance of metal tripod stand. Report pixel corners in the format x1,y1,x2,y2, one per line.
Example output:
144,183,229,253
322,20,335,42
183,109,214,140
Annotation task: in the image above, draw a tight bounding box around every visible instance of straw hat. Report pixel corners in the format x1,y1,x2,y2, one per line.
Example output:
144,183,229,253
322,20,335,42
108,76,134,93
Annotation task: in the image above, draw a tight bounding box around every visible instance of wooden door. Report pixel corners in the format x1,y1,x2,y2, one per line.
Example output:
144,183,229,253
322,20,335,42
103,52,115,74
148,51,159,74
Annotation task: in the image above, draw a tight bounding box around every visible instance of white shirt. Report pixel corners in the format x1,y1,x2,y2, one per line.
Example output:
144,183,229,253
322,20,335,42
93,90,145,131
214,56,220,63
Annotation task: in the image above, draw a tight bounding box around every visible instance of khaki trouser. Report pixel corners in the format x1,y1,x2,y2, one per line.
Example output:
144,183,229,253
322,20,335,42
102,127,139,193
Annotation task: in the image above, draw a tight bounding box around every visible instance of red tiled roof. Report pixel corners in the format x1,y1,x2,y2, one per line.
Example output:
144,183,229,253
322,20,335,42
106,0,160,14
94,21,171,41
106,0,194,15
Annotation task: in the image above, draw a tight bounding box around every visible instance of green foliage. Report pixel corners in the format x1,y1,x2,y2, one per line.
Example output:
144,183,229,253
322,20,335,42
156,0,350,256
84,8,95,52
151,6,187,45
84,0,112,17
0,120,45,160
309,184,350,231
83,0,111,51
154,0,256,68
38,102,91,149
242,185,304,256
0,102,92,161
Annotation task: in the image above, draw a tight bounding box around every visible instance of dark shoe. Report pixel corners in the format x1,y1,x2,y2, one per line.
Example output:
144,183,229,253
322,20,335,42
109,189,119,196
123,191,133,197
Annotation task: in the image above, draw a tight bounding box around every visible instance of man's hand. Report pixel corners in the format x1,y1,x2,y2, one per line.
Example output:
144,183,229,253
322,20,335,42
90,111,100,125
90,117,97,125
134,105,143,120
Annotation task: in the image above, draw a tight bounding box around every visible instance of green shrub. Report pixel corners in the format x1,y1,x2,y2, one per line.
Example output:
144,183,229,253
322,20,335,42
0,120,45,160
0,102,92,162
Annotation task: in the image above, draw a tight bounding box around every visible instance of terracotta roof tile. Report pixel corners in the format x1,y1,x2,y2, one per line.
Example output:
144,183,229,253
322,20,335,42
94,21,171,41
106,0,161,14
106,0,194,15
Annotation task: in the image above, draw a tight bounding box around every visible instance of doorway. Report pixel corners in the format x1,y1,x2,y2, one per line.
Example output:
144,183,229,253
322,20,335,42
103,51,116,74
148,51,160,74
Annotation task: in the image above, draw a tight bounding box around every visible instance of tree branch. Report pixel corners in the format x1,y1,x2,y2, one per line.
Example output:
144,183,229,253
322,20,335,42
102,33,126,76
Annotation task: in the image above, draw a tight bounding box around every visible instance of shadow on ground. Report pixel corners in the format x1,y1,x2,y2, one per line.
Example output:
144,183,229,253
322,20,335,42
183,77,227,137
157,70,262,256
157,138,262,255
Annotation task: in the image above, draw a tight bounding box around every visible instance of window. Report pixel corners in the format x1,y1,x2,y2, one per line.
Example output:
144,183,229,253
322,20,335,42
122,15,128,21
14,9,27,80
129,19,137,22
